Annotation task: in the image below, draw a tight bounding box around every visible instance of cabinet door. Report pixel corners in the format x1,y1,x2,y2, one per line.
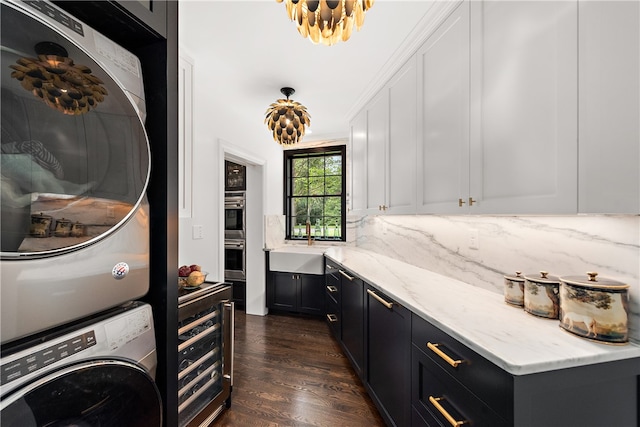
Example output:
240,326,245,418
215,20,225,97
350,109,367,213
578,0,639,214
387,57,418,214
366,287,411,427
366,91,388,213
270,272,297,311
469,0,578,213
340,270,364,377
298,274,324,315
417,1,471,214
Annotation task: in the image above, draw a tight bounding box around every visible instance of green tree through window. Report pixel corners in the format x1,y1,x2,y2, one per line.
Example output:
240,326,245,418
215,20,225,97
284,146,346,241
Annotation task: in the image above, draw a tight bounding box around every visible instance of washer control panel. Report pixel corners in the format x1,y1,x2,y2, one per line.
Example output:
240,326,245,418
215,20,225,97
1,331,96,385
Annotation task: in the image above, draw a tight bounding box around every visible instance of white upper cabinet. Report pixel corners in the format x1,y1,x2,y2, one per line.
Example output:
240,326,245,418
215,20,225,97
350,58,418,214
469,0,578,214
351,0,635,216
350,108,367,213
365,90,388,212
578,0,639,214
417,1,470,213
387,57,418,214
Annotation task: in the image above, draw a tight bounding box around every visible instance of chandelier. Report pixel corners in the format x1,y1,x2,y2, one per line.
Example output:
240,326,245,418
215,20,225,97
277,0,375,46
264,87,311,146
9,42,108,115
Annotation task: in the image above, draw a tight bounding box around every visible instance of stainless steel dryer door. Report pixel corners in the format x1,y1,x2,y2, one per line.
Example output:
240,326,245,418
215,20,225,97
0,359,161,427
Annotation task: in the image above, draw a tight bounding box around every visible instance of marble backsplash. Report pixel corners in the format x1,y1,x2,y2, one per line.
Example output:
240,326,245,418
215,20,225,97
265,213,640,341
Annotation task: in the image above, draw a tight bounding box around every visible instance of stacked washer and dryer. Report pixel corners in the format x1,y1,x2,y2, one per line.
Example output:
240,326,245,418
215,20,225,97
1,1,161,425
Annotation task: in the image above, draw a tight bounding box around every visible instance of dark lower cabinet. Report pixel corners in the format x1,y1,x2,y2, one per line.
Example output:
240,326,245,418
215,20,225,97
411,312,640,427
340,269,365,378
268,272,324,316
325,257,640,427
366,286,411,427
226,280,245,307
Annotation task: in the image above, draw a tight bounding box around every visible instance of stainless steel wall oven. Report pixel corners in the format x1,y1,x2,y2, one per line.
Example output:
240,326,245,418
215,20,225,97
224,239,245,281
178,283,234,427
224,192,245,240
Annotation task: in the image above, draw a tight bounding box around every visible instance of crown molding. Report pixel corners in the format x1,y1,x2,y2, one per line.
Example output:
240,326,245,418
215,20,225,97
345,0,463,122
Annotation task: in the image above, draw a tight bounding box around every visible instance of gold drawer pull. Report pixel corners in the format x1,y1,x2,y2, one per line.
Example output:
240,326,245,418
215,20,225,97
428,396,468,426
427,342,463,368
339,269,354,281
326,314,338,322
326,285,338,293
367,289,394,309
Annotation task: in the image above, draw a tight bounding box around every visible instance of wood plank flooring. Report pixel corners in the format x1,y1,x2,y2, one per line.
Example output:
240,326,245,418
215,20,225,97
214,310,386,427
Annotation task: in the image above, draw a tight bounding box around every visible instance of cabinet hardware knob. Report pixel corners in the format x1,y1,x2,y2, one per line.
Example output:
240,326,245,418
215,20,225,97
367,289,394,309
458,198,465,207
326,285,338,293
427,342,464,368
469,197,476,206
339,269,355,281
428,396,469,426
326,314,338,322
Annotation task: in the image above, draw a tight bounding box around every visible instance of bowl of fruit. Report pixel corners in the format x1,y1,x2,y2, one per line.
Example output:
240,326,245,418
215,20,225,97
178,264,208,289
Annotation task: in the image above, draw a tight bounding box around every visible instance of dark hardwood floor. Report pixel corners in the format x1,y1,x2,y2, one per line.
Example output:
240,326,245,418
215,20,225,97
214,310,386,426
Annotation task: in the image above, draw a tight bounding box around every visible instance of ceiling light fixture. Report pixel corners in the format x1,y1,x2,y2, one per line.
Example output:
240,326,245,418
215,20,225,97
276,0,374,46
9,41,108,115
264,87,311,146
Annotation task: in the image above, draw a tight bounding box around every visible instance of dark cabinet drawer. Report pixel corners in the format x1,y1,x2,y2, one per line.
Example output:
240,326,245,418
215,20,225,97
411,314,513,422
412,346,509,427
325,272,341,305
325,296,340,340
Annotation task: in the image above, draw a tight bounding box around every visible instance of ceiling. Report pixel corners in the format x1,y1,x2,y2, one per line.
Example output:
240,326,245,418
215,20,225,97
178,1,437,143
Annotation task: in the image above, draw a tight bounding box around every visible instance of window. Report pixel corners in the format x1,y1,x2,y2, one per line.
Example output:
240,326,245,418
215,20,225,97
284,146,346,241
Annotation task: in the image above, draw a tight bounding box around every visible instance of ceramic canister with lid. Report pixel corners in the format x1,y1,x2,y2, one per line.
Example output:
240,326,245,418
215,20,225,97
503,271,525,307
559,272,630,344
523,271,561,319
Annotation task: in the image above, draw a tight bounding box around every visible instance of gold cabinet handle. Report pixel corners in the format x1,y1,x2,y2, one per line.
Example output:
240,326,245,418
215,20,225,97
339,270,354,281
427,342,463,368
326,314,338,322
367,289,393,309
458,198,465,207
428,396,468,426
468,197,476,206
326,285,338,293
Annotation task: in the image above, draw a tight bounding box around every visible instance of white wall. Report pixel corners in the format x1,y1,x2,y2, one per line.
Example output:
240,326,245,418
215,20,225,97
177,51,284,282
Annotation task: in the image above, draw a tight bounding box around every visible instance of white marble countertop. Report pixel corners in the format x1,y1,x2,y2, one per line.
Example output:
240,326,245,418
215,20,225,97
324,246,640,376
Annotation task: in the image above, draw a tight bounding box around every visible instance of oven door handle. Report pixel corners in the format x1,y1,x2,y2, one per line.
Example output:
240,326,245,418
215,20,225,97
225,202,244,209
225,242,244,250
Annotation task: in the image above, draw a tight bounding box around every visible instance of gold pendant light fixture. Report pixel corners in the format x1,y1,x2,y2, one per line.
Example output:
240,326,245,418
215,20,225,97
276,0,375,46
9,42,107,115
265,87,311,146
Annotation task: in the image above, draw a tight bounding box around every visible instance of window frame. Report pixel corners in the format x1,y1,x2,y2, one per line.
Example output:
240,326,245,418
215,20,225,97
283,145,346,242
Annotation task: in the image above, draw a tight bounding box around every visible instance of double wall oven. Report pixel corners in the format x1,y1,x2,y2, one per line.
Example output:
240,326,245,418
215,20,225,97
224,192,245,281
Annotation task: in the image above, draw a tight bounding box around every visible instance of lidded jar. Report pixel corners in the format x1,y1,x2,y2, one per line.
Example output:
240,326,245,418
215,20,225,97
523,271,560,319
503,271,525,307
559,272,630,344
